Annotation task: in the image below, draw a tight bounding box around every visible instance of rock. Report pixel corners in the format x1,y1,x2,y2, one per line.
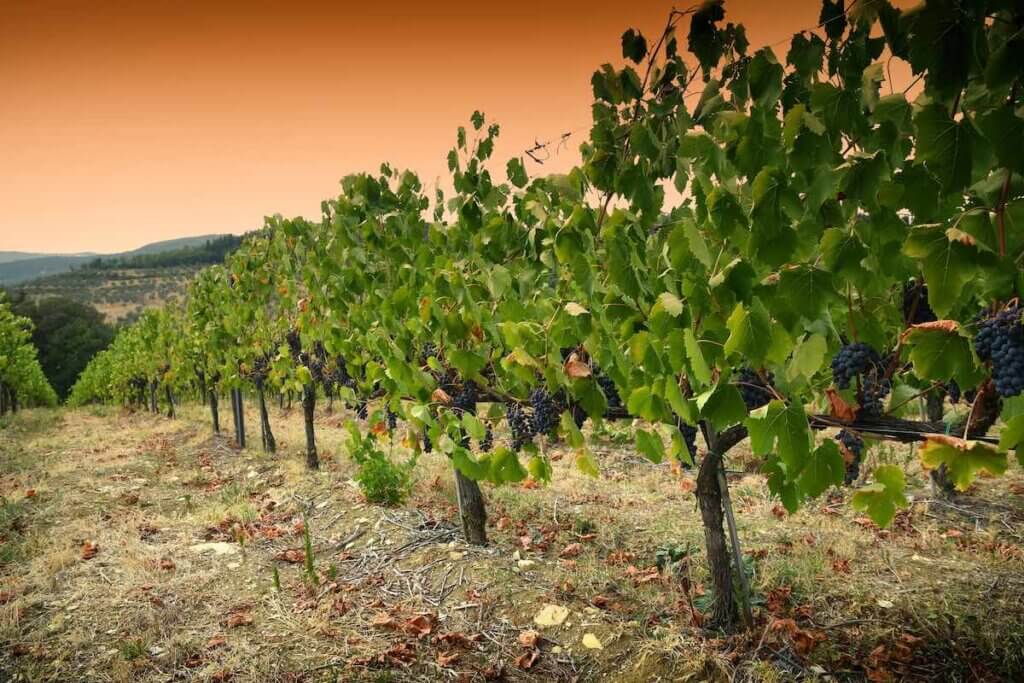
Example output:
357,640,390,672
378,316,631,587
189,542,238,556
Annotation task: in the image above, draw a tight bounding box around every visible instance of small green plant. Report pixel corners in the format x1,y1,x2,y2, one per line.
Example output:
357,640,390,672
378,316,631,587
346,422,416,506
118,638,146,660
302,512,317,585
272,565,281,591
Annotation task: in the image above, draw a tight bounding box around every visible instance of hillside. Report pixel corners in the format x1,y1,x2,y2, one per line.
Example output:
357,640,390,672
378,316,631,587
5,234,245,325
0,234,230,285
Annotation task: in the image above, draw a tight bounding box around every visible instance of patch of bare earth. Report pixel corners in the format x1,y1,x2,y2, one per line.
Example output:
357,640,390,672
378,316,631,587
1,405,1023,682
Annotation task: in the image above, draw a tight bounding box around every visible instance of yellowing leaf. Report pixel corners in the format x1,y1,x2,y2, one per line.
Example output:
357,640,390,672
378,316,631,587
582,633,603,649
919,437,1007,491
533,604,569,627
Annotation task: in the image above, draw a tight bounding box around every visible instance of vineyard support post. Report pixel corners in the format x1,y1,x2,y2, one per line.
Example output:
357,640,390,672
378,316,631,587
149,381,158,414
717,458,753,629
209,388,220,434
301,383,319,469
165,385,175,419
696,423,739,629
232,388,246,449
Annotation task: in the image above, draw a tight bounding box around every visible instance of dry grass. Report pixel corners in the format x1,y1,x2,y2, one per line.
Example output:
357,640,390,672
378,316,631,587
1,402,1023,682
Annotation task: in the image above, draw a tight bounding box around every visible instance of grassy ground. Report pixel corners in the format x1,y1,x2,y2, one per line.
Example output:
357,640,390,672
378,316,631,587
1,402,1023,682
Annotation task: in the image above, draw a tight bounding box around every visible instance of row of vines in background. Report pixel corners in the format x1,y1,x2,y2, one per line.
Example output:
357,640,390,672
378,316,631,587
68,0,1024,630
0,294,58,415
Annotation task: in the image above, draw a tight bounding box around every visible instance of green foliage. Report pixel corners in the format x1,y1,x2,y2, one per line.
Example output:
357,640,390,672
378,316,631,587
346,423,416,507
68,1,1024,533
8,294,113,399
0,293,58,410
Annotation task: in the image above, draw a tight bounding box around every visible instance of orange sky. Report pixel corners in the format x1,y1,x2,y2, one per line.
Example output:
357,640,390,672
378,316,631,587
1,1,902,253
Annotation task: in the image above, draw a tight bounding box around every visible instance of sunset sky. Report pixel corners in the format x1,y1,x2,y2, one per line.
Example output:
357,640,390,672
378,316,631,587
1,1,907,254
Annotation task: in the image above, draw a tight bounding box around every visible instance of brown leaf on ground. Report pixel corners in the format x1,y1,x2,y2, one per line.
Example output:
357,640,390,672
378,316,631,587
515,648,540,670
81,541,99,560
559,543,582,559
518,630,540,648
495,516,512,531
211,669,233,682
831,557,851,574
435,632,481,648
765,585,792,615
770,617,825,656
275,548,306,564
159,557,175,571
771,505,786,519
224,611,253,628
24,489,36,499
437,651,461,667
402,614,435,639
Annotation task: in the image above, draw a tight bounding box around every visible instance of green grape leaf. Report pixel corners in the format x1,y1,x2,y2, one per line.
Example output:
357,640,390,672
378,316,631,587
998,415,1024,467
919,437,1008,491
696,384,747,428
724,298,772,364
575,449,600,478
851,465,908,527
636,428,665,464
621,28,648,64
787,333,828,381
914,104,973,193
798,441,845,499
902,324,985,389
684,329,712,386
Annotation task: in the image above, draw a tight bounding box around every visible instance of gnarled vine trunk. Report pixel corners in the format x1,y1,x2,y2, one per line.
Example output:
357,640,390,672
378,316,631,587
209,389,220,434
454,468,488,545
165,385,175,419
301,383,319,469
696,447,737,629
149,381,158,414
256,381,276,453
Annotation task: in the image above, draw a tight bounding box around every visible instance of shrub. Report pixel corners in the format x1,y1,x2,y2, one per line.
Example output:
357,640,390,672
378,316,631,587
346,422,416,506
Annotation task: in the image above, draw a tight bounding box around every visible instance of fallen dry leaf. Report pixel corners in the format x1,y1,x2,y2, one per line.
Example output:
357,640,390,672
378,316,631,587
81,541,99,560
518,630,540,648
224,611,253,628
559,543,582,559
437,651,461,667
275,548,306,564
515,648,539,670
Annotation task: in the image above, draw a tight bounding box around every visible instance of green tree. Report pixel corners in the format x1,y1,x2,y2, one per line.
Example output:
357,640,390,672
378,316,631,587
9,294,114,399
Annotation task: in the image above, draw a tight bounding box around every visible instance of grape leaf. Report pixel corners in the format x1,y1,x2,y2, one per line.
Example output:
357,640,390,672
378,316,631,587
852,465,908,527
919,437,1008,491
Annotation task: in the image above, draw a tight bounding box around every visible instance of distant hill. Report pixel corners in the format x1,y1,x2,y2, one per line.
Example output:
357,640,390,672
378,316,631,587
3,233,248,325
0,234,231,285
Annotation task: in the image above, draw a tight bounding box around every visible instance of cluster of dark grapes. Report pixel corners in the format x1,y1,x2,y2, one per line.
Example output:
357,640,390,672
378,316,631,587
422,431,433,453
479,425,494,452
831,342,891,417
451,381,478,414
286,329,302,360
356,402,368,419
831,342,884,389
386,407,398,430
418,342,437,367
678,419,698,460
835,429,863,485
902,279,937,325
530,388,561,436
596,373,622,409
507,402,537,451
860,375,891,418
735,367,774,410
250,354,271,383
974,305,1024,398
946,380,961,404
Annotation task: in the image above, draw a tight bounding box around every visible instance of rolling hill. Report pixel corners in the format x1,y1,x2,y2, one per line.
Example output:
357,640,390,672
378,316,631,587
0,234,229,285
